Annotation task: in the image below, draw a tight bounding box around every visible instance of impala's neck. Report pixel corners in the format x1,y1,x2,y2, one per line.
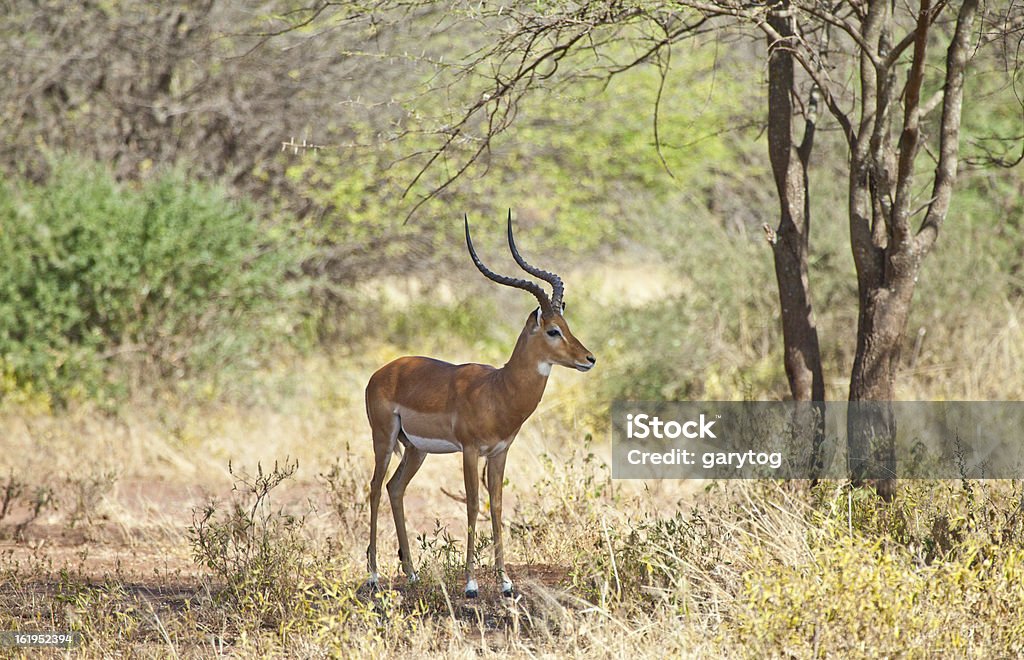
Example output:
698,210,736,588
495,325,549,421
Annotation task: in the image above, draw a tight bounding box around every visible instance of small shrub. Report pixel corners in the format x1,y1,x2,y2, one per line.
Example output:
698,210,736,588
64,468,120,529
0,475,56,539
416,519,470,589
189,458,314,627
0,470,24,523
510,435,618,569
319,444,368,535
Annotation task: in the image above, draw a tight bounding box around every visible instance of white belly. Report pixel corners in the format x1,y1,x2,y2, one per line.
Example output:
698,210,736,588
401,433,510,457
405,433,461,454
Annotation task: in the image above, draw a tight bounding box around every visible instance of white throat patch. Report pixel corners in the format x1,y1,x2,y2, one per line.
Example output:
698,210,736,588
537,361,551,376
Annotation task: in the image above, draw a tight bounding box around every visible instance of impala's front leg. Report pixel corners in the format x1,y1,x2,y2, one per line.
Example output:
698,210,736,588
486,450,513,597
463,447,480,598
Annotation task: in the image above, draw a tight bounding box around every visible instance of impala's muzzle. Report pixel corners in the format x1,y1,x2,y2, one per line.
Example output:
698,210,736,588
575,354,596,372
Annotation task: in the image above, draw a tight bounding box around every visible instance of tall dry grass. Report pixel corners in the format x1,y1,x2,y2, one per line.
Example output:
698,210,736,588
2,342,1023,656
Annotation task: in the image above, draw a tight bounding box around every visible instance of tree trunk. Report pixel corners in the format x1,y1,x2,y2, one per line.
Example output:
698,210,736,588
847,268,917,501
766,1,824,405
844,0,978,501
766,2,826,478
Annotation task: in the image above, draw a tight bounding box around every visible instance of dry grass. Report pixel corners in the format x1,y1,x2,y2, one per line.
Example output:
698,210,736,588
2,348,1024,658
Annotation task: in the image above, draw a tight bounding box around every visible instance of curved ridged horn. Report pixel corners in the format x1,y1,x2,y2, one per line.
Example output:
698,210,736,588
506,209,564,311
465,215,553,315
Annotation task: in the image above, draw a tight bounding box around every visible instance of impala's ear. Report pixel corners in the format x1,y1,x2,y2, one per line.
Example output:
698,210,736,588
530,306,542,329
560,300,566,313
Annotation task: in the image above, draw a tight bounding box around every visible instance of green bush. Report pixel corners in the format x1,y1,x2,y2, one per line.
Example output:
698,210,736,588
0,160,303,405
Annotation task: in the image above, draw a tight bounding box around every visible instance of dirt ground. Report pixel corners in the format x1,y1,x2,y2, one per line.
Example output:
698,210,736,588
0,473,571,628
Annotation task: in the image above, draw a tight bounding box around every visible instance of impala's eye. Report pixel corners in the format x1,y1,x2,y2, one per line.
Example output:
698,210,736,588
547,328,561,338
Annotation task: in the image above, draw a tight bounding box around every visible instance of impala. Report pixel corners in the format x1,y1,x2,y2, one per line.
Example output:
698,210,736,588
365,212,595,598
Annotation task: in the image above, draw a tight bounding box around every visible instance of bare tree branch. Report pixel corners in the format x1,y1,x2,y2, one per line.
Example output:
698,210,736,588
917,0,982,252
891,0,932,250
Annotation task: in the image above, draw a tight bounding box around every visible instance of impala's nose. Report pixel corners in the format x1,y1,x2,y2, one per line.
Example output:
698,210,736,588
574,354,596,372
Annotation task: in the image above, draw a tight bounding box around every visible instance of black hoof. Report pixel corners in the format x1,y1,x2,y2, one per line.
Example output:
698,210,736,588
465,589,479,599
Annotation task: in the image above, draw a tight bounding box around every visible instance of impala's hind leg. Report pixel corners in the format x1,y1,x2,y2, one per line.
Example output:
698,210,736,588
366,416,399,588
387,437,427,581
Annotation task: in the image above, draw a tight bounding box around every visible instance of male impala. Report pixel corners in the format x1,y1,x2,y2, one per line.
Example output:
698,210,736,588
365,212,595,598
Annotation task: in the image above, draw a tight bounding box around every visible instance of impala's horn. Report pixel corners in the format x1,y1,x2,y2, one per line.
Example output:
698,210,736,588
505,209,564,312
465,214,553,315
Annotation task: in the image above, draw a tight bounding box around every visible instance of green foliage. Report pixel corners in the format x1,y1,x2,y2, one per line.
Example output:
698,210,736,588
416,519,472,590
0,160,304,405
386,297,505,354
592,227,786,401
